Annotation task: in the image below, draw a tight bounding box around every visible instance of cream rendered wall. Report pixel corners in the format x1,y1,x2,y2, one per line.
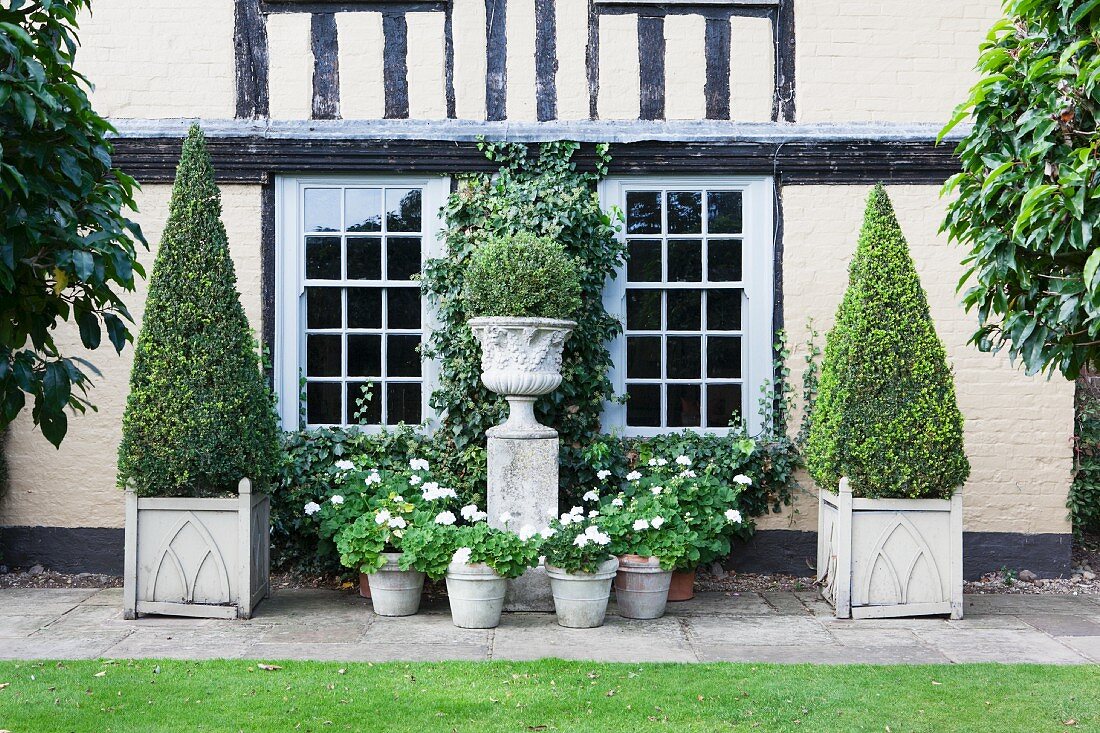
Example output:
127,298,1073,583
506,0,539,120
664,15,706,120
74,0,235,118
0,186,264,530
730,15,774,122
763,185,1075,536
268,13,314,120
797,0,1003,123
338,12,386,119
407,12,449,118
597,14,640,120
453,0,488,119
556,0,591,120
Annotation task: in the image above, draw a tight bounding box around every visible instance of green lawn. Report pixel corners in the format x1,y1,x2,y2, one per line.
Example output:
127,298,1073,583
0,659,1096,732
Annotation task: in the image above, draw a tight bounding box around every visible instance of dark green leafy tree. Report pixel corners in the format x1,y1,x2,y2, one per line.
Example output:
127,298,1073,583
807,186,970,499
117,125,279,497
942,0,1100,378
0,0,145,446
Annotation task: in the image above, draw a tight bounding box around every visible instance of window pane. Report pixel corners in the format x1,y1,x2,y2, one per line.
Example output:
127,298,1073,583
386,189,422,232
626,384,661,427
306,287,341,329
305,236,341,280
304,189,341,232
306,382,342,424
626,336,661,379
345,189,382,232
387,334,421,376
626,191,661,234
347,237,382,280
387,383,422,424
306,335,341,377
707,383,743,428
707,289,742,331
666,337,701,379
626,289,661,331
707,337,742,378
347,334,382,376
707,191,742,234
708,239,742,282
627,240,662,282
668,239,702,282
667,191,702,234
387,237,421,280
347,288,383,329
347,381,382,424
667,289,701,331
387,287,421,329
667,384,702,427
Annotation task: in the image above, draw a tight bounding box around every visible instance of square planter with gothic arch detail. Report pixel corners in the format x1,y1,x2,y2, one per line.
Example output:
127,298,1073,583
123,478,270,620
817,482,963,620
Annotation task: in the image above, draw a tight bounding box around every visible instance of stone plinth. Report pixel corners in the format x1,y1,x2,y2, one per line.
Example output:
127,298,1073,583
488,434,558,612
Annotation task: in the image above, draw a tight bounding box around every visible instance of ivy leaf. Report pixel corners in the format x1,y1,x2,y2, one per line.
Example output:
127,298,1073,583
1084,249,1100,294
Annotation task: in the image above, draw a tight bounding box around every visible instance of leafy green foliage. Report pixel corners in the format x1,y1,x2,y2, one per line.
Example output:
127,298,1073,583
402,521,541,580
941,0,1100,378
116,126,279,497
1070,375,1100,536
539,512,614,574
422,141,626,499
595,490,696,571
0,0,145,446
806,186,970,499
462,232,582,319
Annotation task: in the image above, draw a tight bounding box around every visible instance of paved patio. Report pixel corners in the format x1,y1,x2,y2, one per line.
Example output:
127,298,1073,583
2,587,1099,664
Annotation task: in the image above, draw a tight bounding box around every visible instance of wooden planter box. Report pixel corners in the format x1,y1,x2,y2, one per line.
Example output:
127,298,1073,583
817,483,963,619
123,478,269,620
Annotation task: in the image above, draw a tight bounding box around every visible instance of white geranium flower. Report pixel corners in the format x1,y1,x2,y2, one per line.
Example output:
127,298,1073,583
435,511,456,526
559,512,576,526
582,490,599,503
647,458,658,467
452,547,472,565
410,458,430,472
334,460,355,471
330,495,344,505
366,471,382,485
421,481,439,495
651,516,665,529
588,510,600,518
570,506,584,515
626,471,642,482
651,486,663,495
596,469,612,481
633,519,650,531
679,469,697,478
583,526,612,546
611,497,624,507
573,533,590,548
518,525,537,541
725,509,743,523
303,501,321,516
408,475,422,486
375,509,392,524
499,512,513,524
733,474,753,486
675,456,691,467
460,504,480,521
594,531,611,546
388,516,407,529
392,495,403,503
540,526,557,539
656,458,668,467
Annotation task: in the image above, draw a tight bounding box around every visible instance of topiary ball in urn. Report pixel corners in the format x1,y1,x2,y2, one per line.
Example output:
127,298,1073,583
464,233,581,438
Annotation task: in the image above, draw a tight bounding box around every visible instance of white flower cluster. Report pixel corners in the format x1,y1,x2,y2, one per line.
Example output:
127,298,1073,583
648,457,669,467
409,458,430,472
452,547,472,564
733,474,752,486
330,495,344,505
558,506,585,525
460,504,488,522
611,497,624,507
596,469,612,481
375,509,407,529
679,469,697,478
361,469,381,485
518,525,538,541
572,525,611,548
651,486,663,495
434,511,456,526
582,490,599,503
303,501,321,516
675,455,691,466
334,460,355,472
632,516,665,531
409,475,422,486
420,482,458,502
626,471,642,482
724,509,743,523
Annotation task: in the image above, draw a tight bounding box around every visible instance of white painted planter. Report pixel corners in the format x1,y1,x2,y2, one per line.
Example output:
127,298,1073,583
468,316,575,439
367,552,424,616
817,483,963,619
546,557,619,628
123,478,269,620
445,561,507,629
614,555,672,620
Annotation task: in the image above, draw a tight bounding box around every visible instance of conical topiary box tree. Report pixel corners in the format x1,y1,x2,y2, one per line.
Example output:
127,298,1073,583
120,126,280,620
806,186,970,620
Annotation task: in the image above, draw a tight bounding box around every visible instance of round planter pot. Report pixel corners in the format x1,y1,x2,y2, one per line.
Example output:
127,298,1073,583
614,555,673,620
358,573,372,599
546,557,619,629
366,552,424,617
667,569,696,602
445,561,507,629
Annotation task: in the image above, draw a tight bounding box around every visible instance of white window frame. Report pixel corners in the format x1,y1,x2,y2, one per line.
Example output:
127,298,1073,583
274,174,450,431
598,175,775,437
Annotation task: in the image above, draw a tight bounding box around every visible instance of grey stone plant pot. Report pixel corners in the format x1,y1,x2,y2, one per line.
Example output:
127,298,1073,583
123,478,269,620
445,561,507,629
614,554,673,620
367,552,425,617
546,557,619,629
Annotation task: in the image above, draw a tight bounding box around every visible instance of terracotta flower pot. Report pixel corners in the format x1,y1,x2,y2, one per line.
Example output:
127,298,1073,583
614,555,672,619
358,573,372,599
667,569,696,602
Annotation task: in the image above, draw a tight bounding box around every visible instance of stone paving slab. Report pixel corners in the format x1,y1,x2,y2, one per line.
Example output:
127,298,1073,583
0,588,1098,664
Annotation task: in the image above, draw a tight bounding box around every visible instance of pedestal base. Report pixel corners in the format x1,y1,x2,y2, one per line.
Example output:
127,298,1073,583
488,433,558,612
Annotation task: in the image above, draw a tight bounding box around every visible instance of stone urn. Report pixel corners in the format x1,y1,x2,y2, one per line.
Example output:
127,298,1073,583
468,317,576,439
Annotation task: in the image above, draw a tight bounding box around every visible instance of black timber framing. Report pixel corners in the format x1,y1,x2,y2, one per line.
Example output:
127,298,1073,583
444,3,457,118
110,138,961,185
311,13,341,119
382,13,411,118
586,0,600,119
535,0,558,121
774,0,795,122
704,17,731,120
637,15,665,121
485,0,508,121
234,0,270,118
263,1,446,12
